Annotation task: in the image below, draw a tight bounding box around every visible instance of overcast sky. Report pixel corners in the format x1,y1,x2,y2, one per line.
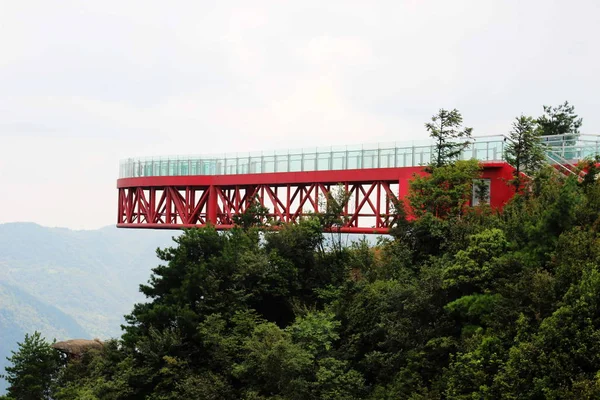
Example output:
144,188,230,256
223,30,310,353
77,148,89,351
1,0,599,229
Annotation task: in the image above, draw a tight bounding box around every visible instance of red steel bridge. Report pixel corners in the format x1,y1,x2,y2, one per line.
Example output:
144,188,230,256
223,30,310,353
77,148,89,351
117,135,599,234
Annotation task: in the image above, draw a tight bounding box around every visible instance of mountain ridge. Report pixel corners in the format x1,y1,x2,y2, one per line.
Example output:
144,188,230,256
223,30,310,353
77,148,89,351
0,222,178,393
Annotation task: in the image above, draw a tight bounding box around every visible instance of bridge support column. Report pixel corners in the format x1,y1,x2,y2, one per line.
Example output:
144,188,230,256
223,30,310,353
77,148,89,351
207,185,217,226
398,178,411,211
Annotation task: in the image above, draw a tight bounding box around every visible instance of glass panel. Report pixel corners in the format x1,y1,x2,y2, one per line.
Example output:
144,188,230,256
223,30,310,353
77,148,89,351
331,151,345,170
379,149,394,168
237,158,249,174
317,152,331,171
289,154,302,172
263,156,275,173
347,150,361,169
277,156,288,173
117,136,600,178
303,153,317,172
179,161,188,176
362,150,376,169
250,157,261,173
472,179,491,206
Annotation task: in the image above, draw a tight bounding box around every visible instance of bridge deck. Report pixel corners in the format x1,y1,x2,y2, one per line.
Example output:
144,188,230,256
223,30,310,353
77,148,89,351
116,134,600,233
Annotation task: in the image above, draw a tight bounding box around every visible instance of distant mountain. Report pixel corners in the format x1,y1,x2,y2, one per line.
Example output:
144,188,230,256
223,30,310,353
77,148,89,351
0,223,177,338
0,282,89,392
0,223,177,392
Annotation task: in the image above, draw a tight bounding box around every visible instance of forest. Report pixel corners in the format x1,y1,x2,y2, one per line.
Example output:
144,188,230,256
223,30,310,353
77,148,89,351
4,103,600,399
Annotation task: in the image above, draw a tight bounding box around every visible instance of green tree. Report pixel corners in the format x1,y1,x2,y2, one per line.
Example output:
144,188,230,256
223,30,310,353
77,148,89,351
2,332,61,400
318,185,351,254
536,101,582,159
504,115,546,191
425,109,473,169
494,266,600,398
233,195,270,230
442,228,509,296
408,159,482,218
536,101,582,138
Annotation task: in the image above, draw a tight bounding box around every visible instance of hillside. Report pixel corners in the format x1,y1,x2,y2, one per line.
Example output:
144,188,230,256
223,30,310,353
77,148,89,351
0,282,89,393
0,223,176,338
5,162,600,399
0,223,177,392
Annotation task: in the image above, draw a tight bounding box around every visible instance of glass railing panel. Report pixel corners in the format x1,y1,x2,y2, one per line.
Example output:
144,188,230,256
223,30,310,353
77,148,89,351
379,148,394,168
317,152,331,171
202,160,210,175
395,147,412,167
263,156,275,173
488,141,504,160
276,156,288,173
414,146,432,166
289,154,302,172
361,150,375,169
249,160,260,174
303,153,317,172
221,159,229,175
471,142,486,160
179,161,188,176
580,145,597,159
118,136,600,178
236,158,248,174
332,151,345,170
347,150,361,169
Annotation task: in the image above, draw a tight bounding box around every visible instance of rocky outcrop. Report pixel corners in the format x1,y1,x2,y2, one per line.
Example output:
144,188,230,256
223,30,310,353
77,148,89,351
52,338,104,357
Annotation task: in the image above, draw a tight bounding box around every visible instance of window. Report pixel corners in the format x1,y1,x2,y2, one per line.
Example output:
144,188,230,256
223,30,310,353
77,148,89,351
472,179,491,206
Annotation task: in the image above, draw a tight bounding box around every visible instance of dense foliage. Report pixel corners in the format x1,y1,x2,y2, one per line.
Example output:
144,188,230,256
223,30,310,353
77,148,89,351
536,101,582,138
4,162,600,399
5,104,600,399
0,332,60,400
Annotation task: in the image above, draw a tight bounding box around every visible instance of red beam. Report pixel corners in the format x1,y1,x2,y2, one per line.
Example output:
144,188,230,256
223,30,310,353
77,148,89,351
116,163,516,234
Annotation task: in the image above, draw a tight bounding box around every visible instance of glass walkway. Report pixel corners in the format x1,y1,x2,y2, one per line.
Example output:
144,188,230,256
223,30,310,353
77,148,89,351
119,134,600,179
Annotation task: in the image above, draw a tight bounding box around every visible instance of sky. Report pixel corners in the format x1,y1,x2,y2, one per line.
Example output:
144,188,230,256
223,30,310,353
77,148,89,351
1,0,599,230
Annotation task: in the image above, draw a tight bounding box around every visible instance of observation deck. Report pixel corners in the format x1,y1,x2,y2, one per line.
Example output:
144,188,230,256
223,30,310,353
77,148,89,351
117,134,600,233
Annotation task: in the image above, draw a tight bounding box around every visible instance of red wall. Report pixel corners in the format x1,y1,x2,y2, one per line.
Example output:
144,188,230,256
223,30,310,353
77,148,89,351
480,162,516,209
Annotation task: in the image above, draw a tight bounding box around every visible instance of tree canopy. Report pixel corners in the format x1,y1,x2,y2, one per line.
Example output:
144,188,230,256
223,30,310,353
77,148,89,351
536,101,582,138
1,332,60,400
4,105,600,399
426,108,473,169
504,115,546,191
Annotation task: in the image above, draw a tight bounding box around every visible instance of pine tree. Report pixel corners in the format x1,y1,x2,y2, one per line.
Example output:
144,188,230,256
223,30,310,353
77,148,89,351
536,101,582,138
504,115,546,190
536,101,582,158
426,109,473,169
2,332,61,400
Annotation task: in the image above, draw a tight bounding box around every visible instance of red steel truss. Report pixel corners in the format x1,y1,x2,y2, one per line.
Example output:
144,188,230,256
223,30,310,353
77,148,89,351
117,163,514,234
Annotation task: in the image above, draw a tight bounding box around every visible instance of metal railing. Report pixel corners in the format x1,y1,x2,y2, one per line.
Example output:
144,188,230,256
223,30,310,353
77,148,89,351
118,134,600,178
